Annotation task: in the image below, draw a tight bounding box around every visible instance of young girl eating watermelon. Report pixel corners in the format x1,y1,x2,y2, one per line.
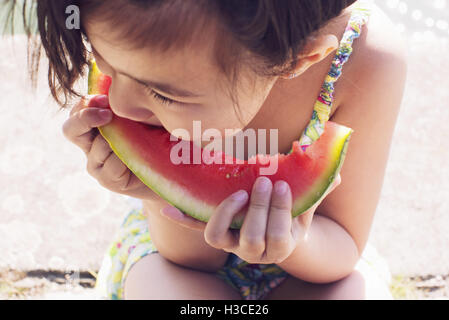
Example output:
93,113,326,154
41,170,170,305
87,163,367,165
11,0,406,299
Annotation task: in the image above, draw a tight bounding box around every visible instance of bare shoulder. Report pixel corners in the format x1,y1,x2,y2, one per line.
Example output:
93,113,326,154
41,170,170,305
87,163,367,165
316,2,408,255
340,2,408,101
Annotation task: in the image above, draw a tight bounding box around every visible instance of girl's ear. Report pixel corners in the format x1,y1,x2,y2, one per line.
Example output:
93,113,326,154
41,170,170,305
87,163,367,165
281,34,339,79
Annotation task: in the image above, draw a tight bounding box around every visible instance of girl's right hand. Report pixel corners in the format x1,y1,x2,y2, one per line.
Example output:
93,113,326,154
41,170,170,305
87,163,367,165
62,95,159,201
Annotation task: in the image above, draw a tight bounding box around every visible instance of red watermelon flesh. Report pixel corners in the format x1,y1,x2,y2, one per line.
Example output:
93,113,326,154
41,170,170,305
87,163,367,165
88,61,352,229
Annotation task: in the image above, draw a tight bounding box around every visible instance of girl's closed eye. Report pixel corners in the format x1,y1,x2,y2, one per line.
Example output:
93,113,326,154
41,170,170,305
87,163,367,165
91,48,179,107
141,83,179,107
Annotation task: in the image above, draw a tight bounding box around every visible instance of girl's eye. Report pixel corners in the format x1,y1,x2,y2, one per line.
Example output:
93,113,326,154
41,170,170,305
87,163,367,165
142,84,176,106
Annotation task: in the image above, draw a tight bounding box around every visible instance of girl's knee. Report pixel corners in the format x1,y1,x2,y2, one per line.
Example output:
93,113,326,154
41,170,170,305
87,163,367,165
123,253,241,300
266,266,393,300
334,268,393,300
123,253,164,300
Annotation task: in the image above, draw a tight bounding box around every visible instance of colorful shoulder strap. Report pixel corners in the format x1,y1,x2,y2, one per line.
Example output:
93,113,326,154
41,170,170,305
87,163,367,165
298,0,373,151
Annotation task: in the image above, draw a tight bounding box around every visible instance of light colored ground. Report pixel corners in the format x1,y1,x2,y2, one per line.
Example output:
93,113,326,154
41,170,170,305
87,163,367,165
0,0,448,299
0,36,129,273
369,33,449,276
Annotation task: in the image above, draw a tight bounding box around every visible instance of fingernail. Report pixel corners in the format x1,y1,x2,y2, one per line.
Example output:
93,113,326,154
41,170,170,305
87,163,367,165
274,180,288,195
231,190,248,202
95,95,109,107
98,109,112,120
255,177,271,192
161,206,184,220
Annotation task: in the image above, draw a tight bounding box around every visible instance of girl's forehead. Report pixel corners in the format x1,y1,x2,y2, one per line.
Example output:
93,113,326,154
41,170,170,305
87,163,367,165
86,20,219,93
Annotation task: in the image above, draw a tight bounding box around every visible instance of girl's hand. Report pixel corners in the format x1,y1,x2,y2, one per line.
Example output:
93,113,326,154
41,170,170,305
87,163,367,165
161,173,342,264
62,95,160,201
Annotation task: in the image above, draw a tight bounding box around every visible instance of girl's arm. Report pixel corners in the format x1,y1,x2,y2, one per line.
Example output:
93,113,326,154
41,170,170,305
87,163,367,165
276,214,360,283
278,18,408,283
143,199,230,273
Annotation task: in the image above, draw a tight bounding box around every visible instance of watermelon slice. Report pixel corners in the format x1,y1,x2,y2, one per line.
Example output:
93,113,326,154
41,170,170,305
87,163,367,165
88,61,352,229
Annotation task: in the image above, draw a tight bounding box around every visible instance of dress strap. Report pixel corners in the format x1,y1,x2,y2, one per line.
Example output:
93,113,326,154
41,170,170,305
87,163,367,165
298,0,373,151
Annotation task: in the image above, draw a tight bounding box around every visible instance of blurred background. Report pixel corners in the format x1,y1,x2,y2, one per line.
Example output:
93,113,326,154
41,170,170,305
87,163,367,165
0,0,448,299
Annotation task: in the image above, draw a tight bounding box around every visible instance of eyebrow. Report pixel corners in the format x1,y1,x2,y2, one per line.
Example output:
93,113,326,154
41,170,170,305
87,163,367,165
118,71,203,98
91,46,203,98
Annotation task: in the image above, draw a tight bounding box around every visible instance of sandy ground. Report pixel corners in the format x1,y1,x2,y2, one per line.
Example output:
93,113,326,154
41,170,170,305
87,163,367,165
0,1,449,299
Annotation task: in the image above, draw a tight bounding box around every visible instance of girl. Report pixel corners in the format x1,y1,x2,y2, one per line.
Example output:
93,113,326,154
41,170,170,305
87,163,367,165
11,0,406,299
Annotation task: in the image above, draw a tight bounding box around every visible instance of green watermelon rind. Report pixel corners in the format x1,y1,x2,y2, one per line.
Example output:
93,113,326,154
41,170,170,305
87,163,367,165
291,127,352,220
99,122,352,229
88,61,100,94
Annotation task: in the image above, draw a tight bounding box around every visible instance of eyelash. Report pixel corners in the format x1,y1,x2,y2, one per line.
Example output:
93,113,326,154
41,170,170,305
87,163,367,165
95,56,177,106
142,84,176,106
91,50,178,107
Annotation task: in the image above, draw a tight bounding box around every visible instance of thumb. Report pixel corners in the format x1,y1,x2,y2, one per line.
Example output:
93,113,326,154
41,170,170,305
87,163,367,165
318,173,341,200
86,94,110,109
297,173,341,225
324,173,341,195
160,206,206,231
77,95,110,115
330,173,342,191
334,173,341,188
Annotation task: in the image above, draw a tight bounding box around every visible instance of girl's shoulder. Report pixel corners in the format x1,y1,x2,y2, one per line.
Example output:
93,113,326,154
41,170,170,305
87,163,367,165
338,1,408,105
315,2,408,254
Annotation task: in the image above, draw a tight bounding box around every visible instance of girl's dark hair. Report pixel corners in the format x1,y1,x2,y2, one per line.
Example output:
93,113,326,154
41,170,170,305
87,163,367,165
3,0,356,111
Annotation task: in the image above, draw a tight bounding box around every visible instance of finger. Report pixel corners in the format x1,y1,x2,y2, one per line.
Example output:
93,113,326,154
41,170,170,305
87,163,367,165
297,185,325,229
62,108,113,154
70,94,109,116
334,173,342,186
87,134,114,174
117,174,160,201
294,174,342,236
100,152,160,198
101,152,129,183
240,176,272,257
87,94,110,108
69,96,89,117
161,206,207,231
294,209,314,241
123,173,148,191
308,173,341,212
119,180,156,200
265,180,295,263
91,134,112,164
96,154,132,193
291,215,304,245
327,173,341,194
204,190,248,251
89,139,138,193
64,95,111,147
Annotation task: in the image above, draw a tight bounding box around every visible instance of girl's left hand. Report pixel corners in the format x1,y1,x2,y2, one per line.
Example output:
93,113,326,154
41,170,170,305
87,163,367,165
160,174,341,264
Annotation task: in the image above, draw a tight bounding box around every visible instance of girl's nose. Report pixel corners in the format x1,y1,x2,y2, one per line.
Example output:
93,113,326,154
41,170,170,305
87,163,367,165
107,79,155,122
112,105,155,122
